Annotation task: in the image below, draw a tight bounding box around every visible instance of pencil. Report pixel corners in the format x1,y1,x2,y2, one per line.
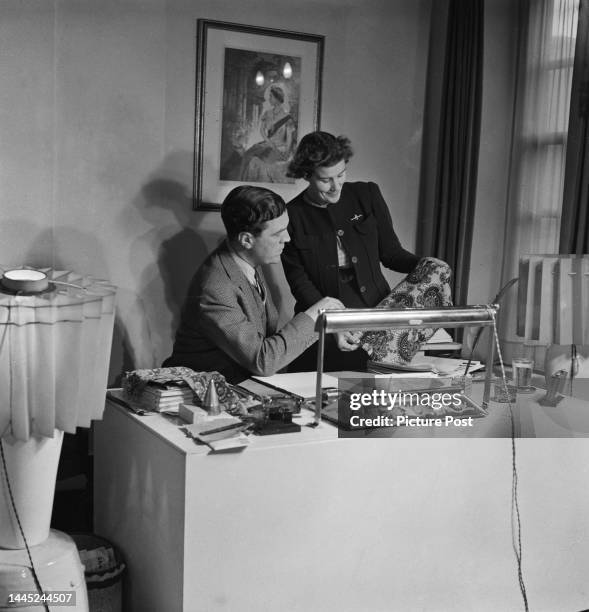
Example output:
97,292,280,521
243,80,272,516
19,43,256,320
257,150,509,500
198,421,244,436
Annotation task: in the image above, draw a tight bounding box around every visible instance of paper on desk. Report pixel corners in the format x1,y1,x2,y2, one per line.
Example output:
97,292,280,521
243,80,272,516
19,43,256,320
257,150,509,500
412,356,484,376
184,416,251,451
252,372,340,399
253,359,481,395
372,371,439,379
425,328,453,344
368,356,483,377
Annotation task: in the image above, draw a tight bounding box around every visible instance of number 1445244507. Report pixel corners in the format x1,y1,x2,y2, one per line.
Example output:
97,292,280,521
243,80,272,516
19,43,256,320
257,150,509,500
7,592,76,606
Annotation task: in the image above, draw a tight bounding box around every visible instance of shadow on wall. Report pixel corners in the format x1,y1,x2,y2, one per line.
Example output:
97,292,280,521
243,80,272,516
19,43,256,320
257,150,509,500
22,226,134,386
109,316,134,387
129,150,220,368
0,218,55,269
141,177,206,329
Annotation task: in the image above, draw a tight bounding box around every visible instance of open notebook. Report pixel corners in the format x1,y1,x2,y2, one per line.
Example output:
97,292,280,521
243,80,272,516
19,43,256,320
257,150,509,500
252,372,340,400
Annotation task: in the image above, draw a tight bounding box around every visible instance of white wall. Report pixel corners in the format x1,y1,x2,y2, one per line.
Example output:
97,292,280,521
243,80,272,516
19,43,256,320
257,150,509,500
0,0,430,382
3,4,589,610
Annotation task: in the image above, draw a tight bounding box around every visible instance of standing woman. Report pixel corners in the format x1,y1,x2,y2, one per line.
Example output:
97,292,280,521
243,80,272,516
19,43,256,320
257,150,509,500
281,131,450,371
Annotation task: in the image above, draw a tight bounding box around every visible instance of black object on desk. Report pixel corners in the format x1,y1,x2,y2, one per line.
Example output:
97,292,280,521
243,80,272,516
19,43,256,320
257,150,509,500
254,420,301,435
249,395,302,435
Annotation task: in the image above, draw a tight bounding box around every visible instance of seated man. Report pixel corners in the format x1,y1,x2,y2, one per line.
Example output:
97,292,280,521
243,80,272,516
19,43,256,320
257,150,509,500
163,185,343,383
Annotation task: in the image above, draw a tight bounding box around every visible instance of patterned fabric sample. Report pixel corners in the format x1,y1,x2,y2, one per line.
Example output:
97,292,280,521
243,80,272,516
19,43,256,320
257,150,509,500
123,366,232,403
360,257,453,363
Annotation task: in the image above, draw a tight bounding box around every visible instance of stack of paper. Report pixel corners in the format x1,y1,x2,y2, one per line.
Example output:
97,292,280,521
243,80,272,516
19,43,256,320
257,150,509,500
184,414,250,451
367,361,440,376
134,383,194,413
367,356,484,377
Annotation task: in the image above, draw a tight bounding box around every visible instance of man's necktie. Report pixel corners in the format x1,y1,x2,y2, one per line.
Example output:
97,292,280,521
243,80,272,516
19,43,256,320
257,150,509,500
254,269,266,302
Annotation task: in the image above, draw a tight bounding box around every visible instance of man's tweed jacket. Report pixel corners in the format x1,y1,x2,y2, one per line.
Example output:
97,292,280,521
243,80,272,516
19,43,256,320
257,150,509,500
163,241,317,383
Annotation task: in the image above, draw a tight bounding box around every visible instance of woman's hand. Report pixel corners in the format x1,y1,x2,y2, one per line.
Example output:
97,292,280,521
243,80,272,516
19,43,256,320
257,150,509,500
304,297,345,323
335,331,362,352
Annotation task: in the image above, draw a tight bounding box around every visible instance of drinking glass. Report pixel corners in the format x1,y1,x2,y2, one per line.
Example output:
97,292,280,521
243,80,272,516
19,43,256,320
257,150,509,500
512,357,535,393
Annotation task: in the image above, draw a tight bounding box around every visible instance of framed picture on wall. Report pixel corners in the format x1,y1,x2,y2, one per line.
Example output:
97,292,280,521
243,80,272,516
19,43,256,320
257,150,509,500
193,19,324,210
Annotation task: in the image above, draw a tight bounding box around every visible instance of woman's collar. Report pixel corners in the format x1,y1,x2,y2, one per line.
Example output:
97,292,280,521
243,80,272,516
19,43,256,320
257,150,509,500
303,190,329,209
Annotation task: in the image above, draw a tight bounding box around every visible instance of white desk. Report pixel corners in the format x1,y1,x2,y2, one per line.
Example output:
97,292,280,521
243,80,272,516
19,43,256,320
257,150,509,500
94,385,589,612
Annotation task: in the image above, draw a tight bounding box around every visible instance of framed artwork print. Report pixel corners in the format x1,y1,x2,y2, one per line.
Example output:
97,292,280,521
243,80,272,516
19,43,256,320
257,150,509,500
194,19,324,210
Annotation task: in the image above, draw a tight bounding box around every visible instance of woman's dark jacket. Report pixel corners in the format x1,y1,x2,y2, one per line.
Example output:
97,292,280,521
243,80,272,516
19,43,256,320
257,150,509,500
281,181,419,313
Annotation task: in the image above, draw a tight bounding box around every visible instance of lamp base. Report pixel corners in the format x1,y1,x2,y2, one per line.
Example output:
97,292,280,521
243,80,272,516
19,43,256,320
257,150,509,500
0,431,63,549
0,530,88,611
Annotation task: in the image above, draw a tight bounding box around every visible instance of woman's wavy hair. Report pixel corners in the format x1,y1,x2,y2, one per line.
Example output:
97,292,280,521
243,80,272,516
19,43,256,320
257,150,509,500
287,131,353,179
221,185,286,240
268,85,285,104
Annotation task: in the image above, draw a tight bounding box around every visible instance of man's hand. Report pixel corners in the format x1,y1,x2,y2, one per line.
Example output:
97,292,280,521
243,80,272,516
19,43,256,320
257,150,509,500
304,297,345,323
335,331,362,352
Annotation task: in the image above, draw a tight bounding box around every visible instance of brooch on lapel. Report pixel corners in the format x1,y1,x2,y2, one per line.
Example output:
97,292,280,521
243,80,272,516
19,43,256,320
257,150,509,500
350,213,363,222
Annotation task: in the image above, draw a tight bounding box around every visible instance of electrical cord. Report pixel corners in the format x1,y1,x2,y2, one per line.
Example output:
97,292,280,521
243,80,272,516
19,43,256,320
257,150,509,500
488,307,529,612
0,441,50,612
464,277,519,377
0,298,50,612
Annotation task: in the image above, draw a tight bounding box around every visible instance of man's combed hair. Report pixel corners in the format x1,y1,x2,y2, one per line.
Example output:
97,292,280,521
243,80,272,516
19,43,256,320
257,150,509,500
287,131,354,179
221,185,286,239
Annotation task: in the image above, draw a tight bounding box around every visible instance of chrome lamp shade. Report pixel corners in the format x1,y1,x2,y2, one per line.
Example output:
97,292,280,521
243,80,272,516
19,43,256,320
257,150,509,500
313,305,499,425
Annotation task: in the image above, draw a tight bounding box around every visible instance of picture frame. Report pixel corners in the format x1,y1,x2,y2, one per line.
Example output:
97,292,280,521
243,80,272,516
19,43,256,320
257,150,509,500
193,19,324,210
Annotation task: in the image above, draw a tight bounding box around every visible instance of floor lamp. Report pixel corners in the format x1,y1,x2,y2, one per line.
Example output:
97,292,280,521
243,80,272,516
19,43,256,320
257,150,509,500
0,267,116,610
517,254,589,394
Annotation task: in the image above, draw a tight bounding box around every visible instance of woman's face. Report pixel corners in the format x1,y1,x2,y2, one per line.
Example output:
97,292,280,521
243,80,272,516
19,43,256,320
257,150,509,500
269,91,281,106
306,159,347,205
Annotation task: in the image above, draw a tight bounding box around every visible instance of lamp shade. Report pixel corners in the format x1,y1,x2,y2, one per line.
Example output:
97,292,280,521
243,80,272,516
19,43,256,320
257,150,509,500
0,266,116,442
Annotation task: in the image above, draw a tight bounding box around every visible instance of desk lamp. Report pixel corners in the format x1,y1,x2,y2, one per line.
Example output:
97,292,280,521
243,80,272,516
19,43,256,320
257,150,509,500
0,266,116,609
517,255,589,393
313,305,499,425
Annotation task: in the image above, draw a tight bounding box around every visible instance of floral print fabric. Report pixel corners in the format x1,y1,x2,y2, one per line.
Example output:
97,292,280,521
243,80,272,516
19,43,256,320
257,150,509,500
360,257,453,363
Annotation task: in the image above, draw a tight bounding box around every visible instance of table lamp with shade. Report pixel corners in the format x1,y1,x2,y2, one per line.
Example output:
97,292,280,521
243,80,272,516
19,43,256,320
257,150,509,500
0,266,116,610
312,305,500,426
517,254,589,394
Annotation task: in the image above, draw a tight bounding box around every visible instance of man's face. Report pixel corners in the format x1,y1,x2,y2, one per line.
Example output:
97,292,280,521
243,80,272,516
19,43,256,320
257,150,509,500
249,211,290,265
306,159,347,205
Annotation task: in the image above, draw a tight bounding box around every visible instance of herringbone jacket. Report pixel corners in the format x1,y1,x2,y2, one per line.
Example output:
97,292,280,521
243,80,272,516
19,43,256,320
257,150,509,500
164,241,316,383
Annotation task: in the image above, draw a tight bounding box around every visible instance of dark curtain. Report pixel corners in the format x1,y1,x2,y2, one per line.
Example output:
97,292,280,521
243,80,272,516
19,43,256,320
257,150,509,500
417,0,484,306
560,0,589,255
